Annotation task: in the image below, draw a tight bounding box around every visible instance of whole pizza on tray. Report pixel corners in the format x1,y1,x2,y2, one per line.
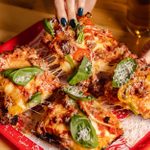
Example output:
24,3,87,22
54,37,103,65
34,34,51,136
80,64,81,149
0,13,149,150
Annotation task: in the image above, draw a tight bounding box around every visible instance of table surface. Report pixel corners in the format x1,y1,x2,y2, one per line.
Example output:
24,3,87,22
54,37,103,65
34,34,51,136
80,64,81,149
0,0,149,149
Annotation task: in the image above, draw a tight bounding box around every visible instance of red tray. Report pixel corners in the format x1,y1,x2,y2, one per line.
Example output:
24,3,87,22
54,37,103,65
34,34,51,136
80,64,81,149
0,20,150,150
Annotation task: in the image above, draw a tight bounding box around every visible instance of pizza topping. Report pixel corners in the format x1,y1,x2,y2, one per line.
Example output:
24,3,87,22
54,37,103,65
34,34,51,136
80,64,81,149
76,24,84,44
113,58,137,88
43,19,55,37
2,69,17,78
68,56,92,85
2,67,43,86
103,117,110,123
27,92,42,108
70,115,98,148
73,48,90,62
10,115,18,125
64,85,95,101
61,40,71,55
65,55,75,69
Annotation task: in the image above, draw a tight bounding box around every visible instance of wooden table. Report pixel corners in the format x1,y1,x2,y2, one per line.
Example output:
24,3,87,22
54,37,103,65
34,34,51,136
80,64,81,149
0,0,149,149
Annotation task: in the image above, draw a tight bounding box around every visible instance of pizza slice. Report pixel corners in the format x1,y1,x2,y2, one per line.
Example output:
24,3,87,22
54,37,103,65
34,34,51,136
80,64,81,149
117,60,150,119
0,46,60,123
36,90,123,150
40,14,150,120
41,14,138,97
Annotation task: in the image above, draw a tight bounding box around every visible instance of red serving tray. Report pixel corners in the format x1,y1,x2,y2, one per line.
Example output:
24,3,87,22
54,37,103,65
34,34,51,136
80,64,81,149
0,20,150,150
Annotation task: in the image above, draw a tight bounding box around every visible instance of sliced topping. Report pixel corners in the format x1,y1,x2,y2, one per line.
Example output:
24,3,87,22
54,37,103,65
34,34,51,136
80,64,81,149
64,86,95,101
70,115,98,148
112,58,137,88
43,19,55,37
76,24,84,44
73,48,90,62
10,115,18,125
68,56,92,85
103,117,110,123
61,40,71,55
2,67,43,86
27,92,42,108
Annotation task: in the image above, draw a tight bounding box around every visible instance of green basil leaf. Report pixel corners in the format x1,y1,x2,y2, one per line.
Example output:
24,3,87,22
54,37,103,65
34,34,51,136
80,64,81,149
76,25,84,44
112,58,137,88
70,115,98,148
64,86,95,101
68,56,92,85
18,67,43,76
5,66,43,86
27,92,42,108
1,69,17,77
43,19,55,37
11,70,34,86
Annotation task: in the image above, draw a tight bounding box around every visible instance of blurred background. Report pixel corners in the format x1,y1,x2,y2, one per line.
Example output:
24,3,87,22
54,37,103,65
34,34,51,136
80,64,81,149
0,0,129,42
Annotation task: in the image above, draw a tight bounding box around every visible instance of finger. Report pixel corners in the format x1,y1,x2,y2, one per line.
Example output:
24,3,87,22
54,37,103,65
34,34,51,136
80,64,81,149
77,0,85,16
142,50,150,64
66,0,76,28
54,0,67,26
84,0,97,13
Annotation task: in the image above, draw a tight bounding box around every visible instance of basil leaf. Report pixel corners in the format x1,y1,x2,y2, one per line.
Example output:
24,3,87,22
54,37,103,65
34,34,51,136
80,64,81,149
64,86,95,101
112,58,137,88
70,115,98,148
69,56,92,85
43,19,55,37
11,67,43,86
27,92,42,108
3,67,43,86
76,25,84,44
11,70,34,86
1,69,17,77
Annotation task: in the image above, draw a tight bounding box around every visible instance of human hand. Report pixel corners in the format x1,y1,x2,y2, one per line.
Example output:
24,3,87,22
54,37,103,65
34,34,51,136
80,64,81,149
141,41,150,64
142,50,150,64
54,0,97,28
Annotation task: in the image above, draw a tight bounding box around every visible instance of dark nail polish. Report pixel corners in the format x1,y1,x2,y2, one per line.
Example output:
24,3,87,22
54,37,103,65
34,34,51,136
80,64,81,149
70,19,76,28
60,18,67,27
78,8,83,16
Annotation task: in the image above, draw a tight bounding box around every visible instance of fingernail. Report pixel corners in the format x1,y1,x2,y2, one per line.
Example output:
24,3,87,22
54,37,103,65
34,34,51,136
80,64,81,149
60,18,67,27
78,8,83,16
70,19,76,28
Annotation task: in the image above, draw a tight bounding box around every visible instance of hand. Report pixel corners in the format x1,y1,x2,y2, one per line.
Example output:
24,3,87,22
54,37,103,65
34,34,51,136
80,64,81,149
54,0,97,28
141,41,150,64
142,50,150,64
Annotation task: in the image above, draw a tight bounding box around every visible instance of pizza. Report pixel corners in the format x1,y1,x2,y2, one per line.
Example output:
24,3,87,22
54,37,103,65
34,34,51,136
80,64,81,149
117,61,150,119
0,13,149,149
41,13,149,119
0,46,60,123
36,91,123,150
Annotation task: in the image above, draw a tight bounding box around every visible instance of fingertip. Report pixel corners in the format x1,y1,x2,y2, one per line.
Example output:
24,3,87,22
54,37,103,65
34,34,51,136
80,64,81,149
69,19,76,28
60,17,67,27
77,7,84,16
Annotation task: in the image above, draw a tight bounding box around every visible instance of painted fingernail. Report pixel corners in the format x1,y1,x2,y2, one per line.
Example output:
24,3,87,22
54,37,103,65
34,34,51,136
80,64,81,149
60,18,67,27
78,8,83,16
70,19,76,28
